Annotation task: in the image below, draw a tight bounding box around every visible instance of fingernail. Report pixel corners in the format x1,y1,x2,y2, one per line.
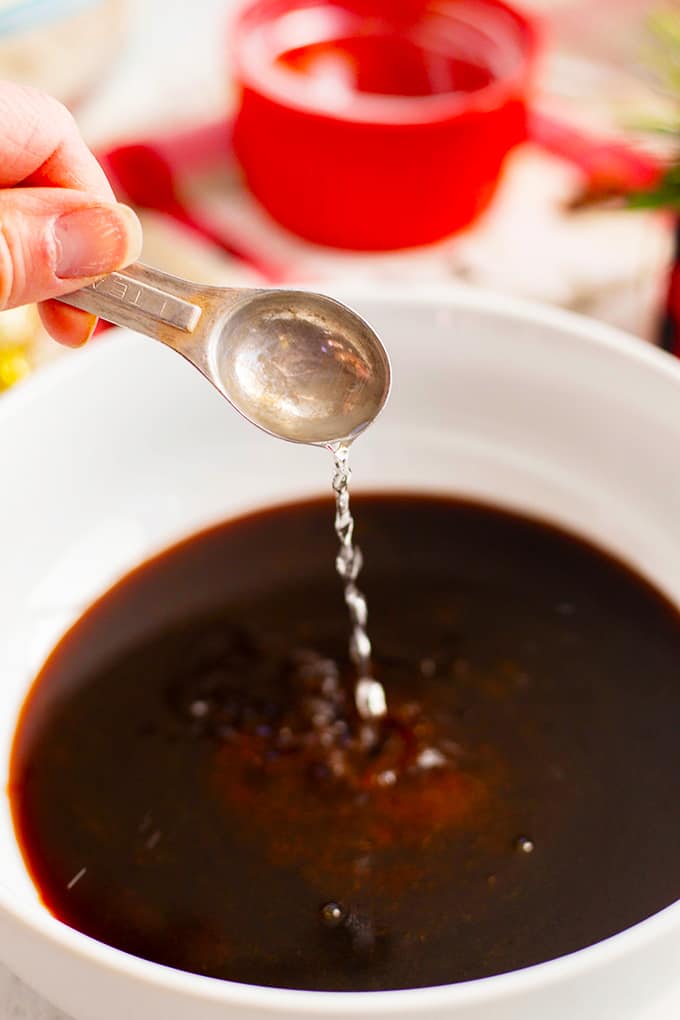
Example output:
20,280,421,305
54,204,142,280
73,313,99,348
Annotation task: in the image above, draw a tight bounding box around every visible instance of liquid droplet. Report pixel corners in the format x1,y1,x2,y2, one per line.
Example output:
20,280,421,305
355,678,387,719
330,444,387,720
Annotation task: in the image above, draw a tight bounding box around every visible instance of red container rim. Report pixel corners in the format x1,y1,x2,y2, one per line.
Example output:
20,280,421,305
231,0,540,127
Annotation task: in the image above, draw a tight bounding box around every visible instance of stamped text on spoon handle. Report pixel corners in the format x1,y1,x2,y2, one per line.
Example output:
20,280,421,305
64,273,202,334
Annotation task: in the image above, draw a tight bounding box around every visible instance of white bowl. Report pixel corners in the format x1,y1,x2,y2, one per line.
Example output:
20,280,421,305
0,287,679,1020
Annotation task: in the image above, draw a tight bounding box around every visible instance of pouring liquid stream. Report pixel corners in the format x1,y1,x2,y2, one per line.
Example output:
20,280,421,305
330,443,387,721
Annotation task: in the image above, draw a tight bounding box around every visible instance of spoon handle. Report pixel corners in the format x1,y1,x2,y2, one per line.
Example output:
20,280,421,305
58,263,206,346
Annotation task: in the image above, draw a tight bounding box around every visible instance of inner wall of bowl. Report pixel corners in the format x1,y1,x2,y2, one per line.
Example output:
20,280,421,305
2,289,680,907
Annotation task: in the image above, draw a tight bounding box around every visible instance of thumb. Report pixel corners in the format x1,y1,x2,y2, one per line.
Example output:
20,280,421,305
0,187,142,310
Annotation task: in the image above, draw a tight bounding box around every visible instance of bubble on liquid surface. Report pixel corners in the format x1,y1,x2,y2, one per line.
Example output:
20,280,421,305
516,837,535,854
321,902,346,927
214,291,390,445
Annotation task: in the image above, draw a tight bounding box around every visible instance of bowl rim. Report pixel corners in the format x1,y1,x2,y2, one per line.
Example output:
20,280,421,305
230,0,539,127
1,283,680,1013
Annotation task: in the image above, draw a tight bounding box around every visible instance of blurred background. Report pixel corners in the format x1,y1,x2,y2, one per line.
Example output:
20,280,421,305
0,0,677,390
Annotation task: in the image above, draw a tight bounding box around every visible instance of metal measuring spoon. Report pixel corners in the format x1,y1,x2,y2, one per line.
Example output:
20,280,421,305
59,263,391,446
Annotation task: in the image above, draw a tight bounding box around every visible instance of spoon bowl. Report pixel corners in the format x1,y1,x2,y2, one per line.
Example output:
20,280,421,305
59,264,391,447
214,289,391,444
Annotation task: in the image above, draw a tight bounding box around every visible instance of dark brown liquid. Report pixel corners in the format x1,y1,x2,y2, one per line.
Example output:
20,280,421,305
10,495,680,991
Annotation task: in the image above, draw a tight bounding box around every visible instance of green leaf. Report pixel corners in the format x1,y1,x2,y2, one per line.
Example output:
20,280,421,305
627,162,680,210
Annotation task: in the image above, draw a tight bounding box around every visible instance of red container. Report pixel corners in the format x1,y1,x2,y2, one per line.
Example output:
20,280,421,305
232,0,539,250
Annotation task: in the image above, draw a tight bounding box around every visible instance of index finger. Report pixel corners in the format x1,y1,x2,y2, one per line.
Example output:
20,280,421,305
0,81,114,197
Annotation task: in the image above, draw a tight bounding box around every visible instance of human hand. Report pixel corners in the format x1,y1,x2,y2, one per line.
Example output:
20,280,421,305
0,81,142,347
